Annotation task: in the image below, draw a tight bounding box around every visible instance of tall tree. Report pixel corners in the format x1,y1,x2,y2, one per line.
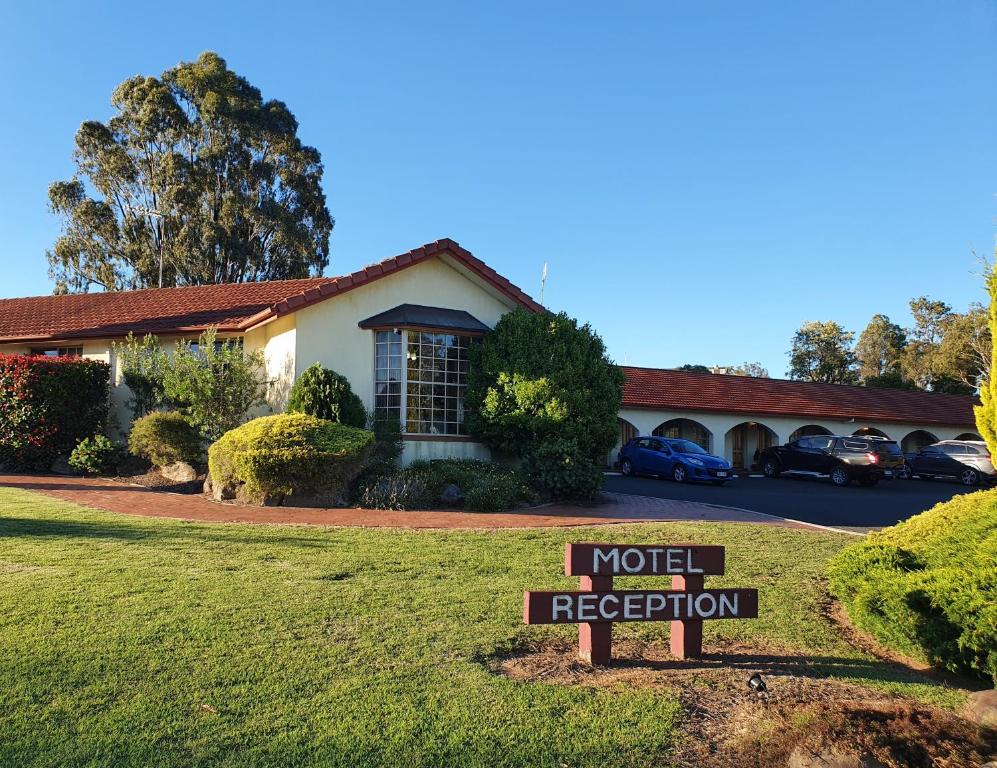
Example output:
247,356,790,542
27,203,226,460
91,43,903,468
935,304,990,392
731,361,769,378
855,314,907,381
787,321,858,384
47,52,333,293
901,297,952,389
677,364,711,374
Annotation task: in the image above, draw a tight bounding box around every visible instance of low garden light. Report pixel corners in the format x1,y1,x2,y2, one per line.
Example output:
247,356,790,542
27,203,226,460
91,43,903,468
748,673,766,693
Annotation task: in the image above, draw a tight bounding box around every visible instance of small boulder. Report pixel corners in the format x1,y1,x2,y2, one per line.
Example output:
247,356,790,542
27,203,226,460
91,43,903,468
787,748,887,768
202,474,213,495
440,483,464,506
49,454,80,476
963,689,997,730
160,461,198,483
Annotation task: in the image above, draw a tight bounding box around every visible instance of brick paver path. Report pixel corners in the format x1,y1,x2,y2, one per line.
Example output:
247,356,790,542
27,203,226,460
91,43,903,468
0,473,815,531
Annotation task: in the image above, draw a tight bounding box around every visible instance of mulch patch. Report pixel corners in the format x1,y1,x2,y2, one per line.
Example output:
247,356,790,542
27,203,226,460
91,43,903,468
493,637,995,768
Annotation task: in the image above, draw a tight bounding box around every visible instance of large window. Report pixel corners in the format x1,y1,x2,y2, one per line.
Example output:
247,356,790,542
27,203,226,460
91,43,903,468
374,330,478,435
30,346,83,358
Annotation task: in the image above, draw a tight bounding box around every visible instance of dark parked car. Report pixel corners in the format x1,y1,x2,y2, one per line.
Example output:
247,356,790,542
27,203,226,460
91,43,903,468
906,440,995,486
619,437,734,484
758,435,904,487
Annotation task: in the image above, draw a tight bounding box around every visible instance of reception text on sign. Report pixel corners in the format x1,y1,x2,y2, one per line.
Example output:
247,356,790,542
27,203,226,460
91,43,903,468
523,543,759,664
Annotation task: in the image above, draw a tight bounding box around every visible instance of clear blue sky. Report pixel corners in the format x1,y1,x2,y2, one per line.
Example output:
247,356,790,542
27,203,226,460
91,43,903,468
1,1,995,376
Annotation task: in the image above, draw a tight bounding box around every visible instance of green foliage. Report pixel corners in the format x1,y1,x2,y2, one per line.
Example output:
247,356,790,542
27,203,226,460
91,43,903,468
0,354,110,469
47,52,333,294
112,333,170,418
863,371,921,390
68,435,121,475
128,411,203,467
976,264,997,455
901,296,989,392
355,458,531,512
677,363,710,373
208,413,373,505
829,489,997,683
286,363,367,428
463,473,525,513
856,314,907,382
525,438,605,500
465,308,623,498
787,320,859,384
161,329,269,442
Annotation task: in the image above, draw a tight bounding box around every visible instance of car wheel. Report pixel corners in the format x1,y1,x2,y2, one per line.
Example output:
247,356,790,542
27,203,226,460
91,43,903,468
960,468,979,486
621,459,633,477
830,466,851,487
762,459,781,478
672,465,687,483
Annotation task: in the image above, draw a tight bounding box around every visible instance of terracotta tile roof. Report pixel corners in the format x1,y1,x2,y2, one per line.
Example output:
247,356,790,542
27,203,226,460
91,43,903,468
0,239,542,343
621,366,978,427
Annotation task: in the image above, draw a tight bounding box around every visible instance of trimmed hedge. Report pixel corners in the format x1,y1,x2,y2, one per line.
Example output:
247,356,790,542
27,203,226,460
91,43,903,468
208,413,374,506
828,489,997,683
0,354,109,469
128,411,204,467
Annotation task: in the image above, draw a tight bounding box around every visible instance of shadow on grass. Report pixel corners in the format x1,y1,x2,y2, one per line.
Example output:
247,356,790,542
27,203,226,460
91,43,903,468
0,516,333,548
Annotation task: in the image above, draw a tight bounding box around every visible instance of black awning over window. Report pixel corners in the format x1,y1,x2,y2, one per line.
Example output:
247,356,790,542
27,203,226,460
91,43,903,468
358,304,491,334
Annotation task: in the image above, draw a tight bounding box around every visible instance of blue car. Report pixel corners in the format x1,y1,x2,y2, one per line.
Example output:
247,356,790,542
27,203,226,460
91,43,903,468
618,436,734,485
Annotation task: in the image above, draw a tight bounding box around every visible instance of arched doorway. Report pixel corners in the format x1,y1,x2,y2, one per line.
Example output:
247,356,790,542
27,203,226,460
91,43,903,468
653,418,711,452
788,424,833,442
853,427,890,439
955,432,983,441
725,422,777,470
902,430,939,453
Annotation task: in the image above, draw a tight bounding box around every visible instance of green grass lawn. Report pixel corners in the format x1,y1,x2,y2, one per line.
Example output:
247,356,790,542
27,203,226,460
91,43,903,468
0,487,966,767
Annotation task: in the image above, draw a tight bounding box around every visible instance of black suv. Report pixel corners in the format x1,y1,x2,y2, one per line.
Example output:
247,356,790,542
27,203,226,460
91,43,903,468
758,435,904,487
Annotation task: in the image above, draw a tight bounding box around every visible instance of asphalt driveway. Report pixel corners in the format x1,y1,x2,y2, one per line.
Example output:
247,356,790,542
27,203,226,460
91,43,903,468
603,472,976,532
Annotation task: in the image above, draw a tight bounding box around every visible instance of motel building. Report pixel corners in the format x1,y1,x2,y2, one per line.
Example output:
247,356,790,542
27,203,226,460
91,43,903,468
0,237,981,468
613,366,981,470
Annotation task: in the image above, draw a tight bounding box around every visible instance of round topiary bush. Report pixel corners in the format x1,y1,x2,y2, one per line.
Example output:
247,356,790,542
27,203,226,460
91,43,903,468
68,435,121,476
128,411,203,467
286,363,367,428
525,438,604,500
208,413,374,506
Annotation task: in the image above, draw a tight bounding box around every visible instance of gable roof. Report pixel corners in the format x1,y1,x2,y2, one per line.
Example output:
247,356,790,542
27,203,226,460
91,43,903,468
0,239,542,344
621,366,978,428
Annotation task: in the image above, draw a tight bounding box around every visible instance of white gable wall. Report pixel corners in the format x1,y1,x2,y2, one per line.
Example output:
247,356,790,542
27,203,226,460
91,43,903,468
292,255,517,463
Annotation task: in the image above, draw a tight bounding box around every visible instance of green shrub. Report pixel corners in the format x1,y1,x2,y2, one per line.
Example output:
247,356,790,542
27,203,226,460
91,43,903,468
208,413,374,506
464,474,523,513
464,308,622,498
828,489,997,683
525,439,604,500
112,333,170,419
0,354,110,470
68,435,121,475
287,363,367,428
354,458,530,512
128,411,203,467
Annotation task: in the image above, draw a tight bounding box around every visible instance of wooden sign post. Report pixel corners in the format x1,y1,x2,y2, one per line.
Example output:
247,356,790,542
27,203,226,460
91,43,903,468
524,543,758,665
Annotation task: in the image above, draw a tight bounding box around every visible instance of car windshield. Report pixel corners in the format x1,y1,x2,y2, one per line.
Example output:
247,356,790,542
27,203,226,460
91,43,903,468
668,439,707,455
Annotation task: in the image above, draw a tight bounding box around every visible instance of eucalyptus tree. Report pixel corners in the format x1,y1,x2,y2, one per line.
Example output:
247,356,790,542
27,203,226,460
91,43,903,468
47,52,333,293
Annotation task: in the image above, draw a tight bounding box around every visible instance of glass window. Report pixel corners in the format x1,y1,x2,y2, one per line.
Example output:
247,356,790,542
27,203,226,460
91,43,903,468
667,439,706,455
30,347,83,358
810,437,834,450
942,444,967,455
372,330,478,436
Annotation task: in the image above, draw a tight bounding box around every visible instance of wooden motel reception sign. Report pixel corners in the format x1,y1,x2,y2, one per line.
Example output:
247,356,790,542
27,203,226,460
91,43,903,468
524,543,758,665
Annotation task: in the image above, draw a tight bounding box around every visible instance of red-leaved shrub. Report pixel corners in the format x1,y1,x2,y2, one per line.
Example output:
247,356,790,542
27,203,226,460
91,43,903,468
0,354,110,469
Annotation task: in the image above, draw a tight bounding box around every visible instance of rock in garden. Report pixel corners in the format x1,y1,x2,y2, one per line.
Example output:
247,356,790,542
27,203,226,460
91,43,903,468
49,454,79,476
202,474,213,495
160,461,198,483
440,483,464,506
787,747,887,768
963,689,997,730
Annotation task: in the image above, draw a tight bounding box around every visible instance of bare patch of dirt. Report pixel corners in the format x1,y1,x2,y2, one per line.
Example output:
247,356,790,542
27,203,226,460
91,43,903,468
493,638,995,768
116,469,205,495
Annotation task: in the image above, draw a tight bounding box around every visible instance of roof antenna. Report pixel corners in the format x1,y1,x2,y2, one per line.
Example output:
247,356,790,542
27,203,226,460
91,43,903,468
540,262,548,307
